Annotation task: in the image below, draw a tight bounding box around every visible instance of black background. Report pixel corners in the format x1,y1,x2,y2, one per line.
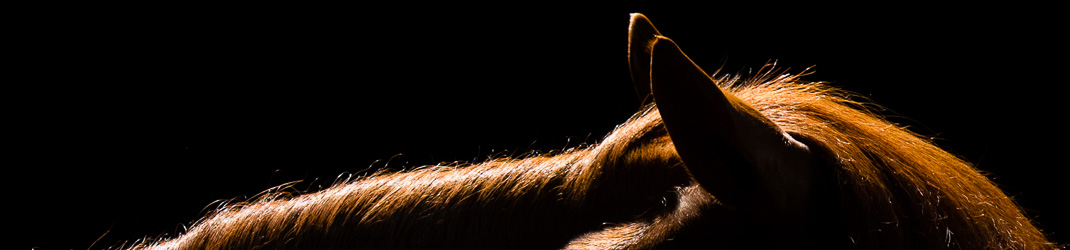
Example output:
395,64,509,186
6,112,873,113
16,5,1066,249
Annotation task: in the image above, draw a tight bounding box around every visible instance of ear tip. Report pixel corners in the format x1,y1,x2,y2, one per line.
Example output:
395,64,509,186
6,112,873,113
630,13,648,21
629,13,662,39
649,35,711,89
650,36,682,56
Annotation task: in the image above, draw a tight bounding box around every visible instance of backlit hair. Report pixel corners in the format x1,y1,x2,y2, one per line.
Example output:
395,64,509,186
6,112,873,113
127,68,1053,249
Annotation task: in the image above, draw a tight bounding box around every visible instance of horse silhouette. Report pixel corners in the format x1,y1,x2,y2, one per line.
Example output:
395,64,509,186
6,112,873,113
128,13,1053,249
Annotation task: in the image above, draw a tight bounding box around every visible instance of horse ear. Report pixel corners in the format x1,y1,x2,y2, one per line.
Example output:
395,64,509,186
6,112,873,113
648,36,818,214
628,13,662,105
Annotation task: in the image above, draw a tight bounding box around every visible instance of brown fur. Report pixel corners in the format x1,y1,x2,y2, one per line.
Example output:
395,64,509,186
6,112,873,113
725,68,1053,248
128,67,1053,249
127,13,1054,249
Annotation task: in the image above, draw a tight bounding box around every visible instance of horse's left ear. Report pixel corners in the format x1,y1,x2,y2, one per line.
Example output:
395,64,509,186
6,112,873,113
648,36,819,215
628,13,661,105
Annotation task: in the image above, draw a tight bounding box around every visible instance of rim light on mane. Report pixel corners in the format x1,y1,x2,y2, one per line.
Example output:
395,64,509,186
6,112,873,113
124,13,1055,249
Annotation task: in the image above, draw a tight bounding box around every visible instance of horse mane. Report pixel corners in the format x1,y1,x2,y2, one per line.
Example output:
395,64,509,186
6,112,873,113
724,66,1052,248
128,67,1053,249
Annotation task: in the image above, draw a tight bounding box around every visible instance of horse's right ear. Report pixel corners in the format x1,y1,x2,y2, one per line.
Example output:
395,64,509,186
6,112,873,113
628,13,662,105
648,36,820,216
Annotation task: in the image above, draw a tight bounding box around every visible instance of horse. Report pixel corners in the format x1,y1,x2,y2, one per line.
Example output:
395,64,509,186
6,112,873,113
127,13,1054,249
